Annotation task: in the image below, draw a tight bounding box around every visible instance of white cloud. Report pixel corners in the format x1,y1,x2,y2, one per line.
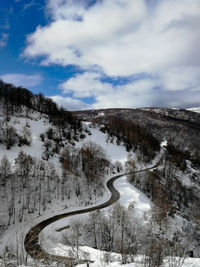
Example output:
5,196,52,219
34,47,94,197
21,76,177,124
59,69,200,109
23,0,200,108
51,95,90,111
23,0,148,74
160,67,200,91
23,0,200,75
0,73,43,88
60,72,114,98
60,71,158,109
45,0,88,21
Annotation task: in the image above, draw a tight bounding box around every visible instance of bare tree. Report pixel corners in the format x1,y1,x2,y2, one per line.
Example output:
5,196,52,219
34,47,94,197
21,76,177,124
63,219,82,260
2,125,17,149
88,211,99,248
0,155,11,186
19,124,32,146
166,232,191,267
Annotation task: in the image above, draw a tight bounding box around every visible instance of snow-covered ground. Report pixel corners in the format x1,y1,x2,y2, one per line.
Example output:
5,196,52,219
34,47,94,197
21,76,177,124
114,176,152,218
76,250,200,267
78,251,200,267
37,128,200,266
0,111,50,163
0,116,134,261
39,173,152,252
32,122,155,266
77,122,130,165
1,115,200,267
187,107,200,113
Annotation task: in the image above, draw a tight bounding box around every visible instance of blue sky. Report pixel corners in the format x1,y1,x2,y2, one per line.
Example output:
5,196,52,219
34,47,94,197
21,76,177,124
0,0,200,110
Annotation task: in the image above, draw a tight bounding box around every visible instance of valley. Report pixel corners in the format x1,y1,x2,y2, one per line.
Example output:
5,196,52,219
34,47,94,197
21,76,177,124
0,83,200,267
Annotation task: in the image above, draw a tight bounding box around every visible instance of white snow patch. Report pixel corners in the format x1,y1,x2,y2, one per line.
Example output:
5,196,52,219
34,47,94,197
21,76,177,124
161,140,167,148
114,176,152,218
187,107,200,113
78,122,130,165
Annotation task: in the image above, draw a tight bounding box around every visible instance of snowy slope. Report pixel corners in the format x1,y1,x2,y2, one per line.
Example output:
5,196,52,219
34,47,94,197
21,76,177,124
0,111,50,163
77,122,130,164
114,176,152,218
0,113,141,257
187,107,200,113
1,111,199,267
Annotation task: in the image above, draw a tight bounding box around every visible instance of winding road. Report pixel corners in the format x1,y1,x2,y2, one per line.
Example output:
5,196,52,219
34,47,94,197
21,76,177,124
24,162,160,265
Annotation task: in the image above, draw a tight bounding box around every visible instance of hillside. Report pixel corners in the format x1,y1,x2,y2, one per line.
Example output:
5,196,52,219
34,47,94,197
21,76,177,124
75,107,200,256
0,82,200,266
0,82,136,266
74,107,200,157
187,107,200,113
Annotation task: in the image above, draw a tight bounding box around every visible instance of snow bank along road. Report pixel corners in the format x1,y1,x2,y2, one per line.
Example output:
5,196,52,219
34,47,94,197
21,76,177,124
24,163,160,265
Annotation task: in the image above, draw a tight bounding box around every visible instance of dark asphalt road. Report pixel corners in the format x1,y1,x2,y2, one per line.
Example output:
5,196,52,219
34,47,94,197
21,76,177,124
24,162,160,265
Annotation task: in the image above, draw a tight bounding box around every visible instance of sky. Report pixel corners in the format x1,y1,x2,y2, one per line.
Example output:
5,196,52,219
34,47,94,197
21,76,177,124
0,0,200,110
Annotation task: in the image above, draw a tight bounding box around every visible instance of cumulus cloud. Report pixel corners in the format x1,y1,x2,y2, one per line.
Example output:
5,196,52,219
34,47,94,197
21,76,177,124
60,69,200,109
23,0,200,108
23,0,148,74
160,67,200,91
24,0,200,74
0,73,43,88
59,71,158,109
45,0,89,21
51,95,90,111
60,72,114,98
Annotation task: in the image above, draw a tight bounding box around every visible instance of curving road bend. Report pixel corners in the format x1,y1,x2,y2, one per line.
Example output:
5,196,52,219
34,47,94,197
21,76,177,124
24,163,160,265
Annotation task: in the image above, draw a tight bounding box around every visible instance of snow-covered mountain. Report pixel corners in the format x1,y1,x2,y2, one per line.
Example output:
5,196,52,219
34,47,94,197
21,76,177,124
0,83,139,266
0,82,200,267
74,107,200,156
